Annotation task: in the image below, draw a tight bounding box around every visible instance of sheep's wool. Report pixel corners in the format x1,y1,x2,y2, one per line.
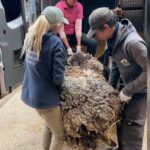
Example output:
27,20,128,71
60,52,121,149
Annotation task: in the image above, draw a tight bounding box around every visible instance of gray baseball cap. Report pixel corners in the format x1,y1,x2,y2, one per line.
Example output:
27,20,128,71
87,7,115,38
42,6,69,24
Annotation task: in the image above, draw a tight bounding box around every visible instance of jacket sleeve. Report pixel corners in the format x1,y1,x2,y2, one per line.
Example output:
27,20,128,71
122,41,147,96
52,42,65,86
108,61,120,89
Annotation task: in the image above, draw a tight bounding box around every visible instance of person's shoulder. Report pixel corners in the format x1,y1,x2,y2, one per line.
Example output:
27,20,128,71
45,32,61,44
50,34,61,42
125,33,147,57
55,1,62,8
76,1,83,9
126,31,146,47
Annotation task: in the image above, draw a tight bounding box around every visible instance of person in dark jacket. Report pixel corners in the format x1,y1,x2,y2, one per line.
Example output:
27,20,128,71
87,7,147,150
21,6,68,150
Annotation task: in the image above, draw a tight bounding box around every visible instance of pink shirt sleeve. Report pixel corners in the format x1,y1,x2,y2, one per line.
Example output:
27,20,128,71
55,2,63,10
77,3,83,19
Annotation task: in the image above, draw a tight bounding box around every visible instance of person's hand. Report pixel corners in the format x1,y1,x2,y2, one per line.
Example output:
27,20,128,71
119,91,131,103
76,45,81,53
113,7,122,17
67,48,74,56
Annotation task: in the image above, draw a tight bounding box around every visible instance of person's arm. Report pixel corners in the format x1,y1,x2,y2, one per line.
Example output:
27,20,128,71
56,2,72,50
59,24,73,55
52,41,65,86
59,24,70,49
75,3,83,52
75,19,82,47
122,41,147,97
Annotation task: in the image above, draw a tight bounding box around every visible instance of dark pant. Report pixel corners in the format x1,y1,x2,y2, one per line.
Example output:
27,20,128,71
117,93,147,150
66,33,97,56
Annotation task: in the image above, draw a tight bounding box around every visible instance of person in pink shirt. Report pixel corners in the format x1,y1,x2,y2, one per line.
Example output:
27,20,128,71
55,0,97,56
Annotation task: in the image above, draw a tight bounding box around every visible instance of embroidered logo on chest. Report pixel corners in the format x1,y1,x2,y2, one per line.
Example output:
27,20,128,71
120,59,131,66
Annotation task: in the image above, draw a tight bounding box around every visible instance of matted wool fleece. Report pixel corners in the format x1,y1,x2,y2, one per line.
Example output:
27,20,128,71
60,52,121,149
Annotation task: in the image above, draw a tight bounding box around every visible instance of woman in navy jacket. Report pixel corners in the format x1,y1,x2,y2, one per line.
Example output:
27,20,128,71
21,6,68,150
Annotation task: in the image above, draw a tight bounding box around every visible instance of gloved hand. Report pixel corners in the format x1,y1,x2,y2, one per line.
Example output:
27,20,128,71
119,91,132,103
67,48,74,56
76,45,81,53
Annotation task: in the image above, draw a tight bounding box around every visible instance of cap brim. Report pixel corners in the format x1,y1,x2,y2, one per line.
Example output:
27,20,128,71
87,29,96,38
62,17,69,24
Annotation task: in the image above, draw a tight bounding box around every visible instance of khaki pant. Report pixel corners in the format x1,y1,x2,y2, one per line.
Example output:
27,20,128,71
36,106,64,150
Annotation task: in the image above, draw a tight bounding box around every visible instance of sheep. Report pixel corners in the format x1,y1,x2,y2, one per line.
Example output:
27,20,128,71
60,52,121,149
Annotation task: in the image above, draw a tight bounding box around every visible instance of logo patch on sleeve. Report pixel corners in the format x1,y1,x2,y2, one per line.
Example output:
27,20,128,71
120,59,131,66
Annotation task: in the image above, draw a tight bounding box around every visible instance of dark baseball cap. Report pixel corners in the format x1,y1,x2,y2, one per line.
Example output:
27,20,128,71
87,7,115,38
42,6,69,24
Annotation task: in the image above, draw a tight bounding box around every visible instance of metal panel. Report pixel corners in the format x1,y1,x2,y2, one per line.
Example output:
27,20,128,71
81,0,116,33
120,0,144,9
24,0,56,23
123,9,144,32
118,0,145,32
0,0,24,91
49,0,59,6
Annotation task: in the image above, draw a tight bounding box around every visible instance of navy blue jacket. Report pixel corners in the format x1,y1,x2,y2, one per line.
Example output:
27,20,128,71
21,32,66,108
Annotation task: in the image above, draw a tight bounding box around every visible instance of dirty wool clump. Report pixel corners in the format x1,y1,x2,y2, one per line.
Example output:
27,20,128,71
60,52,121,149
